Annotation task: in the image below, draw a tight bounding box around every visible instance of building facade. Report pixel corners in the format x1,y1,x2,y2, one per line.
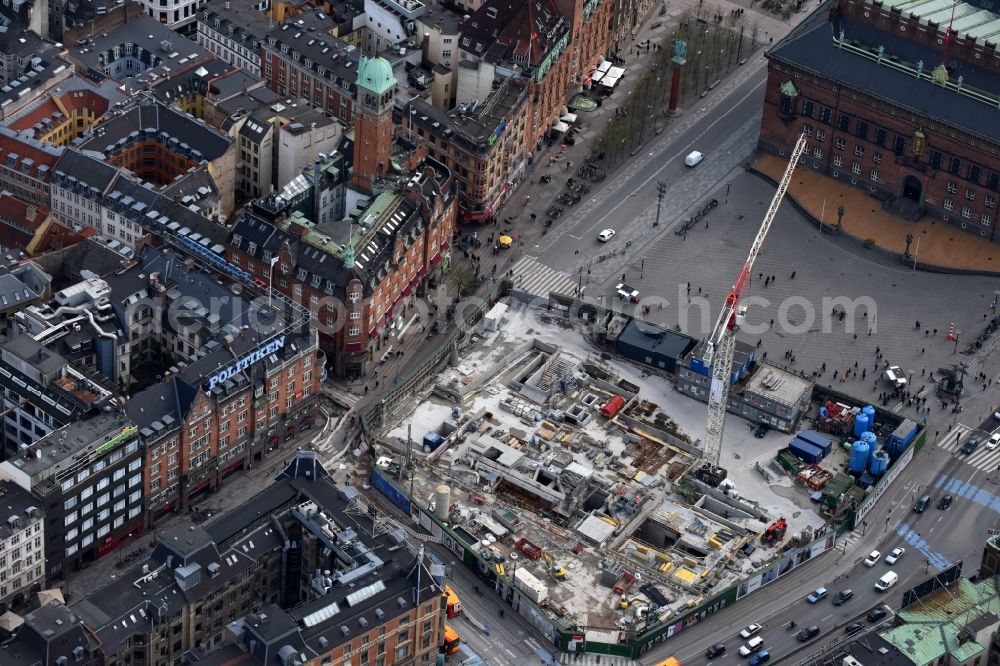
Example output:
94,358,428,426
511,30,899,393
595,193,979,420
406,78,529,222
196,0,271,77
0,480,45,613
260,8,360,125
0,413,145,583
761,0,1000,241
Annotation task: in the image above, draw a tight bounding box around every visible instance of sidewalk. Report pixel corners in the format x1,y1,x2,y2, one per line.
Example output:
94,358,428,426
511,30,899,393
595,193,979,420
756,153,1000,272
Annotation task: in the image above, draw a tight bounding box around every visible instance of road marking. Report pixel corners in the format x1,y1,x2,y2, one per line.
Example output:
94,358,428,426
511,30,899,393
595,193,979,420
567,234,581,239
560,76,767,239
821,614,833,621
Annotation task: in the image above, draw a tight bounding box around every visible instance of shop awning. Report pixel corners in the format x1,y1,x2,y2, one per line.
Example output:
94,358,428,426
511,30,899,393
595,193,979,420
386,307,394,318
411,274,420,285
345,342,363,353
551,120,570,134
369,329,378,339
597,60,612,73
417,266,428,277
403,286,413,296
431,253,442,265
442,240,450,250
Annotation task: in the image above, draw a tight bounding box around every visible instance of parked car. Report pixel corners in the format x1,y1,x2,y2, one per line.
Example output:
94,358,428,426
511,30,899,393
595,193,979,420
845,622,865,635
749,649,771,666
885,547,906,565
739,636,765,657
740,624,763,639
868,606,888,622
705,643,726,659
988,433,1000,450
796,626,820,642
863,551,881,567
832,588,854,606
938,494,953,510
806,587,828,603
962,436,979,454
914,494,931,513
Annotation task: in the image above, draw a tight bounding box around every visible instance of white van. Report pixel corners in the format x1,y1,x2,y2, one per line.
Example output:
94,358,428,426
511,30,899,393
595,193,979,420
685,151,704,167
875,571,898,592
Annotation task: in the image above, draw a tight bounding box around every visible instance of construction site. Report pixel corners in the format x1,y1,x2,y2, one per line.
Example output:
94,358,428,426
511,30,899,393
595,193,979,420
368,303,838,637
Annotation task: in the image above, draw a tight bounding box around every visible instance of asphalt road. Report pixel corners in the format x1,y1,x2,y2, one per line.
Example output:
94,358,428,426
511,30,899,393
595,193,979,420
532,54,769,273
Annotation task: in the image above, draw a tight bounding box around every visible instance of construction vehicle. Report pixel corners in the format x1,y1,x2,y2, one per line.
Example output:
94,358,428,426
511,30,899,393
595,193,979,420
442,624,461,655
695,134,807,486
761,518,787,545
443,585,462,617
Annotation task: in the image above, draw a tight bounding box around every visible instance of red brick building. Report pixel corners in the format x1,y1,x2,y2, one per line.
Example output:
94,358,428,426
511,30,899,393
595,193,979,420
760,0,1000,241
228,60,456,378
459,0,613,150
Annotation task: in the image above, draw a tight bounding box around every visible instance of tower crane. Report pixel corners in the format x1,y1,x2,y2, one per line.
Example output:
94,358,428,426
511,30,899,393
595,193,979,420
695,133,808,486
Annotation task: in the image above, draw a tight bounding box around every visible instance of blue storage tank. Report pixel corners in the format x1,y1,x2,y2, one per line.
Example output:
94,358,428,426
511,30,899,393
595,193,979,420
820,406,829,419
863,405,876,431
870,449,889,476
853,413,870,437
850,440,870,474
862,431,877,444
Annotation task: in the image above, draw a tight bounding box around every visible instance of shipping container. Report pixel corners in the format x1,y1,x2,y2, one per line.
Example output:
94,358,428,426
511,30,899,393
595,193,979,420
797,430,832,456
515,537,543,560
514,567,548,604
601,395,626,418
475,514,508,540
492,506,522,531
788,438,823,465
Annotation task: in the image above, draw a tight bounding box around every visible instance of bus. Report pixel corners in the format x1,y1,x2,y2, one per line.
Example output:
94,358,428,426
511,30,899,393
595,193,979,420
443,585,462,617
442,624,461,655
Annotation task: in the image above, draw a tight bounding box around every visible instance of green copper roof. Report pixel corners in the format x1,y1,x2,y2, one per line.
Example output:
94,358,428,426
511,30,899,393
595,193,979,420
882,578,1000,666
357,56,395,95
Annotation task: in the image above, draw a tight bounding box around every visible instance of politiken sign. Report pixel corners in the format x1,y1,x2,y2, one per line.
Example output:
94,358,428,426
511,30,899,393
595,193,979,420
207,335,286,390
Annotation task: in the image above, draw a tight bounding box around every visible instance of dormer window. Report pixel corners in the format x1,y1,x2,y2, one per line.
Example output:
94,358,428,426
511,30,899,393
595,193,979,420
486,7,497,18
248,242,257,255
232,233,242,246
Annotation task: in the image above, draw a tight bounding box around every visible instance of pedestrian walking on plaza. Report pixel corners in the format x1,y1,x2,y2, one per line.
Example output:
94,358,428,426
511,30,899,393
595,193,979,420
771,275,776,283
862,368,866,379
769,318,774,327
933,328,937,336
925,330,929,336
790,271,796,279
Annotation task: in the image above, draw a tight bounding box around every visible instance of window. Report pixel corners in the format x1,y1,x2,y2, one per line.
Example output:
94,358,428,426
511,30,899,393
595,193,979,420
835,137,846,150
65,511,77,526
833,155,843,167
816,129,826,142
982,213,993,226
874,128,886,147
855,120,868,140
801,123,812,137
851,161,861,175
966,188,976,201
986,195,995,209
944,198,955,211
892,135,906,154
64,497,77,511
837,115,851,131
962,204,973,219
870,169,879,182
949,156,962,175
988,172,1000,192
813,147,823,158
801,100,814,118
819,107,832,124
872,153,882,165
947,181,958,194
969,165,981,183
854,144,864,157
349,325,360,336
931,151,943,170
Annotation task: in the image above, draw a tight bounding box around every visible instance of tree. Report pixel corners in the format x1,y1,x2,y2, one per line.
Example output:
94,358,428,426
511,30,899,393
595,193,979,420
450,266,478,297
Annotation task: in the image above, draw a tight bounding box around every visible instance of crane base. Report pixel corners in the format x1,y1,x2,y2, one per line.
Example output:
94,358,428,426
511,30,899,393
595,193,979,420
695,464,728,487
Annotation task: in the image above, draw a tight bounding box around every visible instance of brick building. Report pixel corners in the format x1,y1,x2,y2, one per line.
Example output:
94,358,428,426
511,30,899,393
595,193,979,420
760,0,1000,241
260,8,361,125
406,78,530,222
228,56,456,378
457,0,613,152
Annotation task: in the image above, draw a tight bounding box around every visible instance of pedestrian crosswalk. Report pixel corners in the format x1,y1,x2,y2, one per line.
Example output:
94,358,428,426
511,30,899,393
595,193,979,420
937,424,1000,473
555,653,636,666
839,530,862,552
510,256,579,299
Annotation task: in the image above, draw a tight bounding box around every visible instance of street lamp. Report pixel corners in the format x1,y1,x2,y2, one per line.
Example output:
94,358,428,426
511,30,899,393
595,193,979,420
836,205,846,229
904,233,913,258
654,181,667,227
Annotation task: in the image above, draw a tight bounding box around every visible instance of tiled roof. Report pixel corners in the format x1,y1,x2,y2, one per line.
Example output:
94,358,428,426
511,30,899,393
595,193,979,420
81,102,232,163
769,10,1000,143
0,126,63,182
459,0,569,66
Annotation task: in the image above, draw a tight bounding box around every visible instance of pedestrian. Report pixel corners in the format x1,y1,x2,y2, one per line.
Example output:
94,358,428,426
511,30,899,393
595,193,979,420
862,368,866,379
925,330,929,337
916,320,920,329
854,360,858,368
853,334,858,340
821,362,826,371
622,273,626,281
771,274,776,283
769,318,774,327
921,347,925,354
757,339,762,347
758,272,763,280
921,368,925,376
790,271,796,279
933,328,937,336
